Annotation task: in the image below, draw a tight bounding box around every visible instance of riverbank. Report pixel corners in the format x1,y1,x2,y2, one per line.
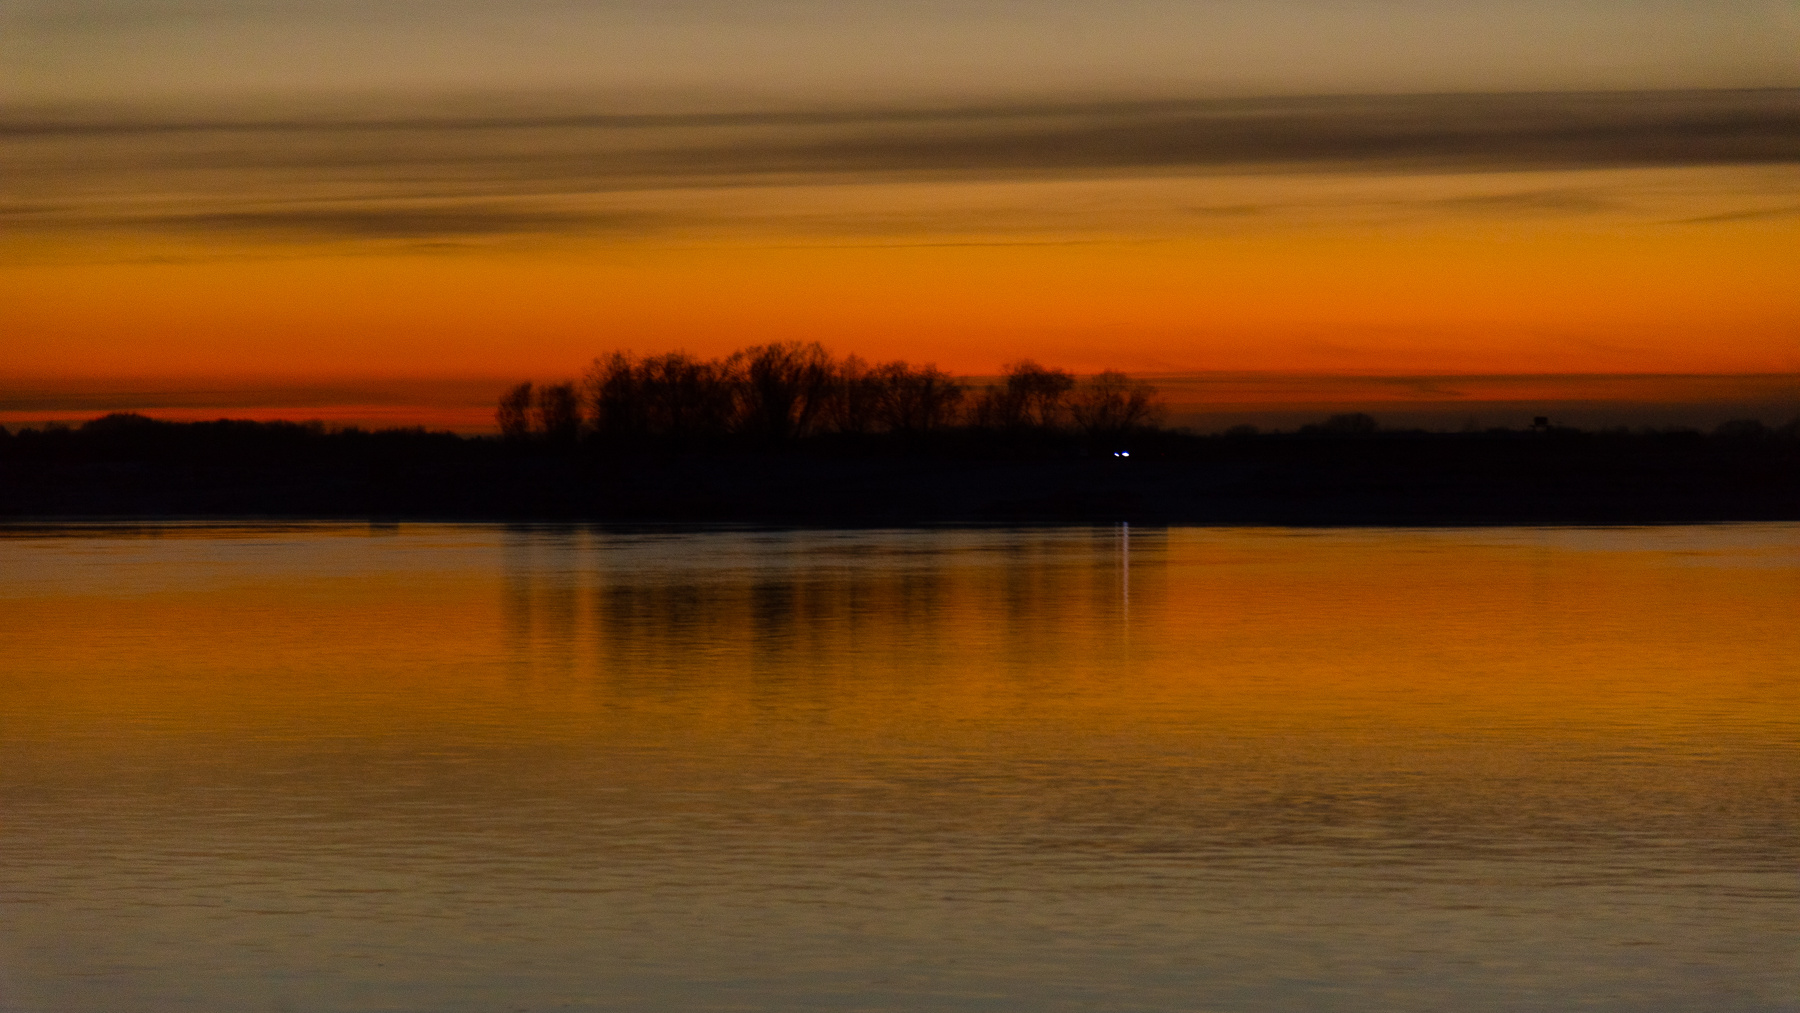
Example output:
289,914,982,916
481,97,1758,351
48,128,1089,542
4,418,1796,524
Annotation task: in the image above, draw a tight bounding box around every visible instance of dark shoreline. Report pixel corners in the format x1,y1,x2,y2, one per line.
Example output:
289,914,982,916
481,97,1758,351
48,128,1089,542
5,416,1797,526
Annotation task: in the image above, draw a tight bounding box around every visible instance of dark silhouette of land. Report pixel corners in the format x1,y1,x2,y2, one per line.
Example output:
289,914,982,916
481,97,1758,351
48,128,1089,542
5,345,1798,524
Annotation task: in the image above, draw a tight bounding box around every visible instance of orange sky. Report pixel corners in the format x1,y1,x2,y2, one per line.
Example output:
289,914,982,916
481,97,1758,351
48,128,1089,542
7,171,1798,385
5,94,1798,428
8,169,1797,372
5,2,1797,429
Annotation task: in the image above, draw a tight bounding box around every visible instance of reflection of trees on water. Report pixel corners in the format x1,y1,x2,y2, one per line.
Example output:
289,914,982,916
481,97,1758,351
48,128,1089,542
500,526,587,683
493,529,1167,704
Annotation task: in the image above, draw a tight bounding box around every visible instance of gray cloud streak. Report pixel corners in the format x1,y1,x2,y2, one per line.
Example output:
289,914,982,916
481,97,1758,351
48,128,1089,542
4,89,1795,243
11,90,1797,167
757,91,1800,175
151,206,654,238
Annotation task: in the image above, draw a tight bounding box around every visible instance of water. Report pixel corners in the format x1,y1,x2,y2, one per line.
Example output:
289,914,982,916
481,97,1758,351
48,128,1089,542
1,523,1796,1012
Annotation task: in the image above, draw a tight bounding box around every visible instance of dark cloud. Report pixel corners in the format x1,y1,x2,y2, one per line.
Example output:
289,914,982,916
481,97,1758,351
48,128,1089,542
4,89,1794,243
10,89,1795,171
0,376,508,412
1672,204,1800,224
150,205,651,238
1426,189,1613,215
751,91,1800,176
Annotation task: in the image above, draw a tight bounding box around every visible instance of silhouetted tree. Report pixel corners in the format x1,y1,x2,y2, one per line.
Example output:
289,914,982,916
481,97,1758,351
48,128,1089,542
563,346,1177,448
587,351,742,444
643,352,739,441
497,382,534,441
1070,371,1162,438
734,342,835,442
586,352,646,439
976,360,1074,430
536,382,582,445
825,354,881,435
871,361,965,433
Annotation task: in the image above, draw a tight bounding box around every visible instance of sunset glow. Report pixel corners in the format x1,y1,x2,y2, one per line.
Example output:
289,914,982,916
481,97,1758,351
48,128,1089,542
4,5,1797,426
7,6,1799,1007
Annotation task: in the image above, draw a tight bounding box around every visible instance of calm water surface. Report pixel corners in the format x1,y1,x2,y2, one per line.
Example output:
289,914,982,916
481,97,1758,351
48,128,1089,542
1,523,1796,1012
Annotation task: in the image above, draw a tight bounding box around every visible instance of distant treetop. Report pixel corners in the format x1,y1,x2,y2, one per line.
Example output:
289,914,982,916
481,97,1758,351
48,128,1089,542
499,343,1165,446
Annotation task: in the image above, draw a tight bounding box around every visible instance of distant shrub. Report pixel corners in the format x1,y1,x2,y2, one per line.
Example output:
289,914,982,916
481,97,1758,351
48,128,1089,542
1302,412,1379,436
1713,419,1769,439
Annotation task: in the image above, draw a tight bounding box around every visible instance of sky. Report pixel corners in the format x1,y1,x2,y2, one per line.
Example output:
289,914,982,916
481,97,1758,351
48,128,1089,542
3,1,1798,430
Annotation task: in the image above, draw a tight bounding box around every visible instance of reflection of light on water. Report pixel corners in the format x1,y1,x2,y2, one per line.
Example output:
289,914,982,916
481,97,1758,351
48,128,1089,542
3,523,1798,1012
1122,521,1129,605
1122,521,1130,638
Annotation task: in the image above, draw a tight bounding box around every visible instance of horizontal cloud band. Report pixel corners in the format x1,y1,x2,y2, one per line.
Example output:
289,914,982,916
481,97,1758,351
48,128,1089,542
4,89,1796,242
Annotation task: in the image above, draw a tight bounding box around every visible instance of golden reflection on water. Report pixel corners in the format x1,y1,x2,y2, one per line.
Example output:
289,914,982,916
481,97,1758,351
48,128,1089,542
1,524,1796,1012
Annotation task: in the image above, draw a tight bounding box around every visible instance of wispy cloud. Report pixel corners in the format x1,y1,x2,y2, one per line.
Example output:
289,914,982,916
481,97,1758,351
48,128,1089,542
1425,189,1614,215
1670,203,1800,224
143,206,655,239
11,89,1797,169
4,89,1796,245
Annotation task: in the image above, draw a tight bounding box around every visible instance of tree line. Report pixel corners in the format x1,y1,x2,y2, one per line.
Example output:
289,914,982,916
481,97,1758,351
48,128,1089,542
497,343,1163,445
